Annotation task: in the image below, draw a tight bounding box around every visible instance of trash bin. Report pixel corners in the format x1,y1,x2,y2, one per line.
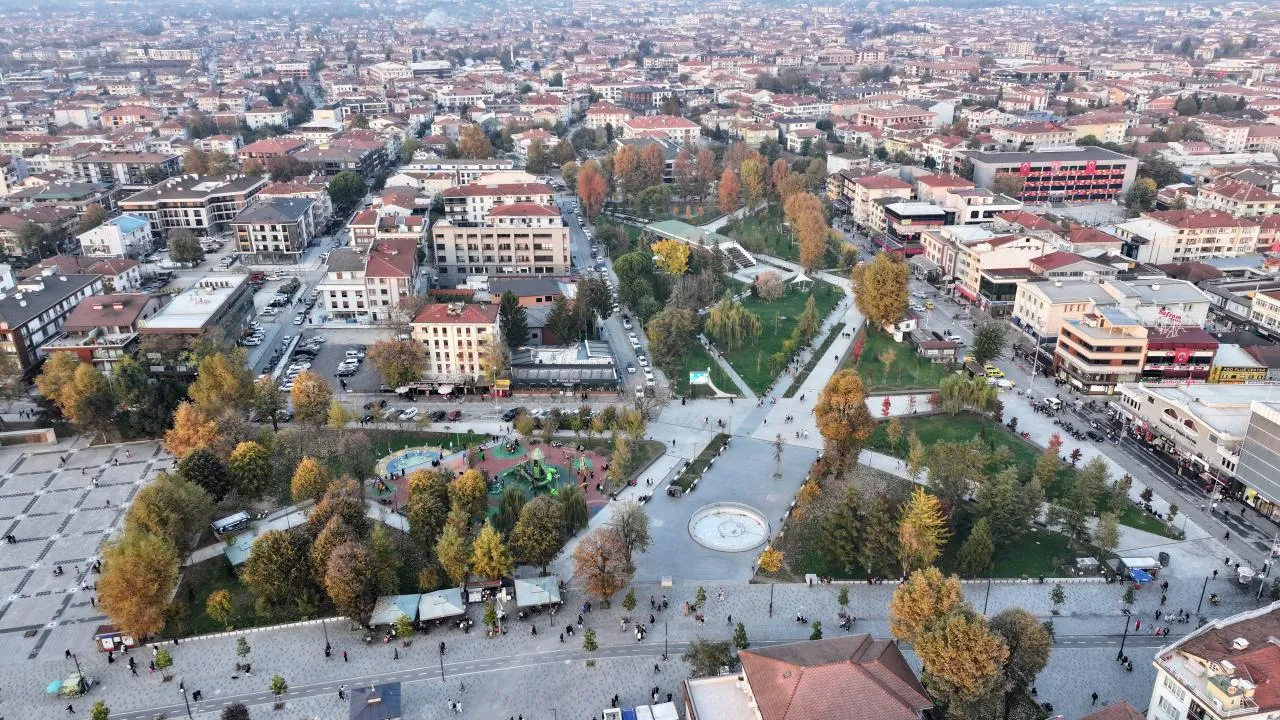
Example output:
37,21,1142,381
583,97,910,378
1158,552,1170,567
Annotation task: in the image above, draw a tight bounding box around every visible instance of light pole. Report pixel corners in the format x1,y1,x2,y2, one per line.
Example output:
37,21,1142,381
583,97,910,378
178,680,194,720
1118,613,1132,660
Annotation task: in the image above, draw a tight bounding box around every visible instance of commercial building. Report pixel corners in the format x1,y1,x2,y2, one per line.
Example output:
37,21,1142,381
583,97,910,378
920,228,1057,315
409,302,500,384
683,634,931,720
231,197,319,264
844,175,913,234
1055,308,1148,394
138,274,255,344
77,214,152,258
43,293,165,376
0,268,103,376
1011,279,1119,346
964,147,1138,203
1142,326,1218,383
121,174,267,241
430,205,570,281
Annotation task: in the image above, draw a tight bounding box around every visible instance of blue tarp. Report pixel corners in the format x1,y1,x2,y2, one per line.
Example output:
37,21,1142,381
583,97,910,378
1129,568,1154,583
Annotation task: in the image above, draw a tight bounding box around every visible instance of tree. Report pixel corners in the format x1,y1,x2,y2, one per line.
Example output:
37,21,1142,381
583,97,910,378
651,239,691,275
178,447,230,501
704,297,763,351
607,501,651,563
1125,177,1157,214
1095,511,1120,558
511,495,564,571
241,530,310,606
810,621,824,641
367,338,427,388
694,148,718,200
758,546,784,573
988,608,1052,711
898,487,951,573
327,171,367,214
99,529,180,639
227,441,271,498
252,376,285,432
1049,583,1066,614
168,229,205,263
498,291,529,349
291,457,331,503
311,516,360,584
34,352,79,414
971,323,1007,366
784,192,831,271
125,471,213,554
991,173,1025,198
270,675,288,696
797,295,821,341
814,369,877,469
495,485,527,537
236,636,251,659
572,528,634,602
683,638,735,677
957,518,994,578
851,253,909,327
733,621,750,649
325,541,378,625
544,296,579,345
91,700,110,720
77,203,106,234
207,588,234,629
267,155,311,182
222,704,251,720
645,306,698,376
436,521,472,586
525,139,550,175
890,567,964,642
559,484,589,536
915,611,1008,704
718,169,741,214
407,470,451,545
458,125,493,159
577,163,607,219
291,371,333,426
582,628,598,655
471,521,513,580
976,466,1037,547
754,271,783,302
154,647,173,674
1175,95,1199,116
740,156,766,207
449,469,490,523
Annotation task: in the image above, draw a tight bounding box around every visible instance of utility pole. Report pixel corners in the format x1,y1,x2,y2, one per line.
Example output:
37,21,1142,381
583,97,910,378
768,583,774,618
1196,576,1210,615
1118,614,1132,659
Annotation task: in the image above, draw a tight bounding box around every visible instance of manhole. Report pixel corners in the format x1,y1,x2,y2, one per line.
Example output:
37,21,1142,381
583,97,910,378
688,503,770,553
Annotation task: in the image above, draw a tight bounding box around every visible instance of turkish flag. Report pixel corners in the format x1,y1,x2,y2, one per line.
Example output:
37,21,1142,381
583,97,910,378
1019,162,1031,176
1085,160,1096,175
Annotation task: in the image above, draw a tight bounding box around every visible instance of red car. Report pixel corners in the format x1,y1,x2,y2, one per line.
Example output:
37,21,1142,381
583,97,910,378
446,410,462,421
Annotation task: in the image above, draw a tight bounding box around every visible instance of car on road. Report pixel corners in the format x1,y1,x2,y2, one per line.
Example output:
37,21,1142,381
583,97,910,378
626,362,636,374
637,355,649,367
983,365,1004,378
622,318,633,329
1086,430,1105,442
399,408,420,421
429,410,447,422
293,314,305,325
909,303,926,312
501,407,524,422
446,410,462,421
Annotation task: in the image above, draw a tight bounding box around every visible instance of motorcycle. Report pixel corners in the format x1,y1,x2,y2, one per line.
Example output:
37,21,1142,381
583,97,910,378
795,615,809,625
1209,594,1221,606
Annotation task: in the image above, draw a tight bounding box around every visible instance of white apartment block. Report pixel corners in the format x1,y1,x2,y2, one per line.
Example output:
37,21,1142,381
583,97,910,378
78,214,152,258
1114,210,1261,265
410,302,501,381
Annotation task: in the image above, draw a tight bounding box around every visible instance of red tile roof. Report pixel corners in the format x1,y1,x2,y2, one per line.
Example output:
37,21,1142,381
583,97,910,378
624,115,699,130
440,182,553,198
1203,177,1280,203
1079,702,1145,720
854,175,911,190
63,293,152,331
739,635,931,720
365,238,417,279
997,210,1059,232
1147,210,1260,230
1031,251,1085,271
488,203,560,217
413,302,499,325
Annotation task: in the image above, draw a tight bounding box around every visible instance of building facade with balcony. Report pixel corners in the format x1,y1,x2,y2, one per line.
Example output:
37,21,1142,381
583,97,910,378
121,175,267,241
43,293,165,376
964,147,1138,203
0,271,106,377
430,205,570,281
230,197,319,264
1053,308,1148,394
77,214,152,258
409,302,501,383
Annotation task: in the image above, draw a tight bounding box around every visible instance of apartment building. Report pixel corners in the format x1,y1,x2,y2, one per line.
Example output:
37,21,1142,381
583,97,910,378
231,197,319,264
121,174,267,241
964,147,1138,203
766,94,832,118
845,175,912,233
584,102,634,131
43,292,165,376
1249,290,1280,339
71,152,182,187
1191,115,1253,153
1114,210,1260,265
620,115,701,145
404,158,517,185
430,204,570,281
1193,177,1280,218
258,179,334,231
441,182,556,225
1012,277,1211,346
410,302,501,381
853,105,938,129
317,238,420,323
990,122,1075,151
0,271,105,376
1054,308,1148,394
77,214,152,258
920,228,1057,314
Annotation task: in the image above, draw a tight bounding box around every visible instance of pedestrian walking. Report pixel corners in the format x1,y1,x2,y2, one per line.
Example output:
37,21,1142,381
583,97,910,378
67,704,75,714
448,700,455,711
343,650,348,662
559,633,564,643
338,686,346,700
727,614,732,626
456,701,463,713
1160,594,1167,606
654,663,660,674
393,647,398,660
1091,692,1098,706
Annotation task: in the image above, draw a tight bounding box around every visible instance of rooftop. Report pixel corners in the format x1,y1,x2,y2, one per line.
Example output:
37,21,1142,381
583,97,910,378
124,174,265,203
413,302,499,325
232,197,315,224
966,146,1136,164
140,274,247,331
0,274,100,330
1157,602,1280,717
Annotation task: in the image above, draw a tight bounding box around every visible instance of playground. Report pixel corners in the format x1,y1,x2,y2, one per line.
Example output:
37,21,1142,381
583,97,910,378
372,439,613,518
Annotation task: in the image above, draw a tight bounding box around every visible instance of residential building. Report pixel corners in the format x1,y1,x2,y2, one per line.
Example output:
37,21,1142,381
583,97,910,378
231,197,319,264
317,238,420,323
441,182,556,226
1191,115,1253,153
1115,211,1260,265
430,204,571,280
990,122,1075,151
854,105,938,129
236,137,308,166
846,175,912,233
512,129,560,160
138,274,255,345
1250,290,1280,340
584,102,633,131
683,634,931,720
1193,177,1280,218
1012,277,1211,346
71,152,181,187
881,202,946,254
1054,308,1149,394
121,174,267,241
938,188,1024,224
409,302,500,382
22,255,142,293
1011,279,1121,346
0,271,105,376
620,115,701,145
258,179,334,231
921,228,1057,314
404,158,517,185
77,214,152,258
43,293,165,375
292,139,388,180
964,147,1138,203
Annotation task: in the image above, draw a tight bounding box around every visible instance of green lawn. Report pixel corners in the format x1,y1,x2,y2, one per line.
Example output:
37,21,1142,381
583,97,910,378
165,557,313,637
723,205,795,260
854,330,955,392
674,342,741,397
711,281,843,394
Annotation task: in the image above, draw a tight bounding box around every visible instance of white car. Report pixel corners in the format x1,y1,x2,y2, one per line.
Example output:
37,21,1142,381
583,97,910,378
637,355,649,367
626,362,636,374
399,408,420,421
909,304,926,312
293,314,305,325
622,318,633,330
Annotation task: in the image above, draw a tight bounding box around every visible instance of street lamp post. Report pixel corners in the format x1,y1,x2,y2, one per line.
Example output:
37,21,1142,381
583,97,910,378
1196,576,1210,615
1118,614,1132,660
178,680,193,720
768,583,774,618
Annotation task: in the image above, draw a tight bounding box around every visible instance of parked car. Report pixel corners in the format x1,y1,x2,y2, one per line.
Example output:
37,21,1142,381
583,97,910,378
626,362,636,374
399,408,420,421
501,407,524,422
429,410,447,422
446,410,461,421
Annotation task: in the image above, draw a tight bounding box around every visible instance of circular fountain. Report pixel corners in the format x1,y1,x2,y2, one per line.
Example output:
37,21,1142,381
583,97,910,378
687,503,770,553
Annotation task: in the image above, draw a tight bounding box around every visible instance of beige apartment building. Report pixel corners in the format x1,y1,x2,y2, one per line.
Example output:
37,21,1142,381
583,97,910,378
1114,210,1260,265
1249,290,1280,337
1193,177,1280,218
919,228,1056,310
1054,308,1148,394
1010,279,1118,345
430,204,570,281
410,302,501,381
845,175,912,233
